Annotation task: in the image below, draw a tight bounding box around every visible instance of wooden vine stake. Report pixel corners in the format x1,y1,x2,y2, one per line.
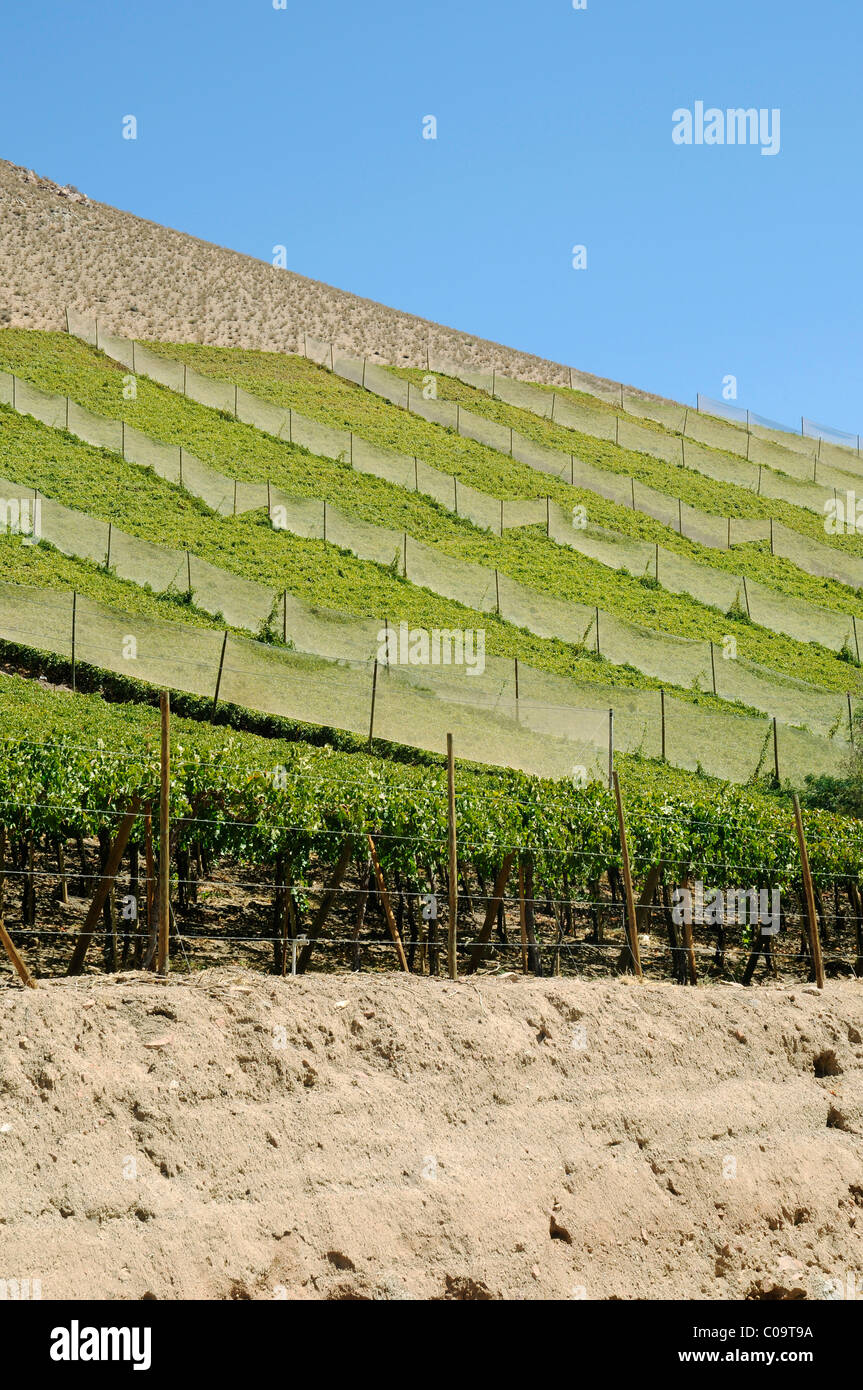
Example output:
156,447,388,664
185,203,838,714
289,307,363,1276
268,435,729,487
143,802,156,968
517,863,529,973
212,633,228,718
0,827,36,987
0,920,34,988
612,771,643,979
71,590,77,692
447,733,457,979
157,691,170,975
367,658,379,749
366,835,409,972
793,793,825,989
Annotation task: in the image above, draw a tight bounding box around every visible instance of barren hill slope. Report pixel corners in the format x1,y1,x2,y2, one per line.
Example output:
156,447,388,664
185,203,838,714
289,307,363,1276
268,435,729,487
0,157,623,392
2,969,861,1301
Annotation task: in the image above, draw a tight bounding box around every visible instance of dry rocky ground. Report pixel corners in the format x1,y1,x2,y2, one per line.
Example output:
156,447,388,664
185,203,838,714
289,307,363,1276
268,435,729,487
1,969,861,1301
0,157,634,394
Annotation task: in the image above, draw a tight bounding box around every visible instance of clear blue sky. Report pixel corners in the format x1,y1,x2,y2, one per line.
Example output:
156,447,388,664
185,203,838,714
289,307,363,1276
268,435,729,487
2,0,860,433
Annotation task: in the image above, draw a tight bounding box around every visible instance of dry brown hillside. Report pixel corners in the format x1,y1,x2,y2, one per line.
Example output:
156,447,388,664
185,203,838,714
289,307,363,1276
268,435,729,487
2,969,862,1301
0,156,625,391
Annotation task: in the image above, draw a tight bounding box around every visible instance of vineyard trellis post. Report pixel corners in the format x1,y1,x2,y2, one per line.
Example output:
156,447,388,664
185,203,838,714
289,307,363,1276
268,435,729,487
212,633,228,718
157,692,170,976
660,689,666,762
368,659,378,749
71,590,77,692
793,794,825,990
517,864,529,972
447,733,457,980
612,772,643,980
143,802,156,968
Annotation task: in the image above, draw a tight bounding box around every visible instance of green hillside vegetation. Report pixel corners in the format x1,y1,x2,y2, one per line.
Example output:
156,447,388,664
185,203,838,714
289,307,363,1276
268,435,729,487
0,332,859,707
528,374,841,475
112,331,860,554
135,336,863,619
3,406,725,707
389,365,863,550
0,531,248,637
0,666,860,888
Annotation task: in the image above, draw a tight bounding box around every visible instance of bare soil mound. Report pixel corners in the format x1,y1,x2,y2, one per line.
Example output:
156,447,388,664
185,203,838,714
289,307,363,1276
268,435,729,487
0,157,622,391
1,969,861,1300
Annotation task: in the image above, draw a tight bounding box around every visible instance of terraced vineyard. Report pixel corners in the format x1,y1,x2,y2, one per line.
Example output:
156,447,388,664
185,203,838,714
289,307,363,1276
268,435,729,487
2,665,862,984
1,306,862,984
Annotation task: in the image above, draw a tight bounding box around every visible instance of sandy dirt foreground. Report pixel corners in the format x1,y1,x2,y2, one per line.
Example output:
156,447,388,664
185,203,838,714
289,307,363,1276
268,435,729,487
0,969,861,1301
